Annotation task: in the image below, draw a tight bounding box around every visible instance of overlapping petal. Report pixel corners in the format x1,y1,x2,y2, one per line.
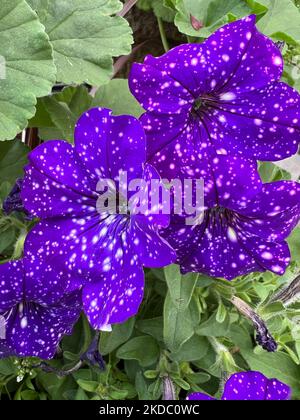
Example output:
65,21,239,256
142,15,282,96
210,83,300,160
83,258,144,331
0,261,23,313
163,176,300,280
5,291,81,359
222,372,290,401
130,15,300,166
75,108,146,184
0,260,82,359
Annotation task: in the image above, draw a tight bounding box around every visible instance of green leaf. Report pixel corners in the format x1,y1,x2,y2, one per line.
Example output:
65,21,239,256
100,317,135,355
0,0,55,140
288,227,300,262
138,0,175,22
62,315,92,357
40,97,76,143
31,85,93,141
136,317,163,342
174,0,251,37
216,301,227,323
28,0,133,85
76,379,99,393
259,161,291,182
0,140,29,183
256,0,300,44
170,334,209,362
241,349,300,397
196,312,230,337
163,292,194,352
92,79,144,118
135,372,153,400
164,265,198,311
116,336,159,367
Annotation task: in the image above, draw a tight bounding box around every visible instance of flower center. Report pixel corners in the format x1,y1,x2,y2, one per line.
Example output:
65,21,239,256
191,95,216,120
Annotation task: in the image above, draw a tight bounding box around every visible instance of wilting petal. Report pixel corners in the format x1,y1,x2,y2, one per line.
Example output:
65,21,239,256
187,393,215,401
75,108,146,184
0,260,23,312
5,291,81,359
222,372,290,401
83,261,144,330
129,63,192,114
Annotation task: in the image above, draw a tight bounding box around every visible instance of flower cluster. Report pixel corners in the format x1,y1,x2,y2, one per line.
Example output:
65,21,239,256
0,15,299,401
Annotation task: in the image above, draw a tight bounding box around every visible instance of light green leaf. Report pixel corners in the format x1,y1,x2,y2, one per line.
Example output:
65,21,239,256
92,79,144,118
174,0,251,37
164,264,198,311
257,0,300,44
27,0,133,85
241,349,300,397
0,0,55,140
259,161,291,182
163,292,194,352
288,227,300,262
116,336,159,367
0,140,29,183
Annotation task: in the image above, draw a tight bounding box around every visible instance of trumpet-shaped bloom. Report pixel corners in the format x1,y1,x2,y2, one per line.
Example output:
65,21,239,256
187,371,291,401
21,108,176,331
162,154,300,280
0,259,81,359
129,15,300,179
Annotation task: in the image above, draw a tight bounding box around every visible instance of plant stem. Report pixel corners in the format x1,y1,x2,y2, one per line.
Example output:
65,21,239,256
157,17,170,52
33,360,83,377
117,0,138,17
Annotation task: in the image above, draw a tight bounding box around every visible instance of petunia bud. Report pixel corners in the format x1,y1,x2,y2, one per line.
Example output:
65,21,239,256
190,14,204,31
162,375,176,401
81,332,105,370
271,275,300,307
231,296,277,353
3,178,32,219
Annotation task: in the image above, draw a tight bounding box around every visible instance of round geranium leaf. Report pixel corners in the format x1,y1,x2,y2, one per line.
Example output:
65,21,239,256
27,0,133,86
0,0,56,140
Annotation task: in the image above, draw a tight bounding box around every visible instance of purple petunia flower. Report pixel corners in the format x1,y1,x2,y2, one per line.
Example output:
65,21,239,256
162,154,300,280
187,371,291,401
129,15,300,179
21,108,176,331
0,259,81,359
